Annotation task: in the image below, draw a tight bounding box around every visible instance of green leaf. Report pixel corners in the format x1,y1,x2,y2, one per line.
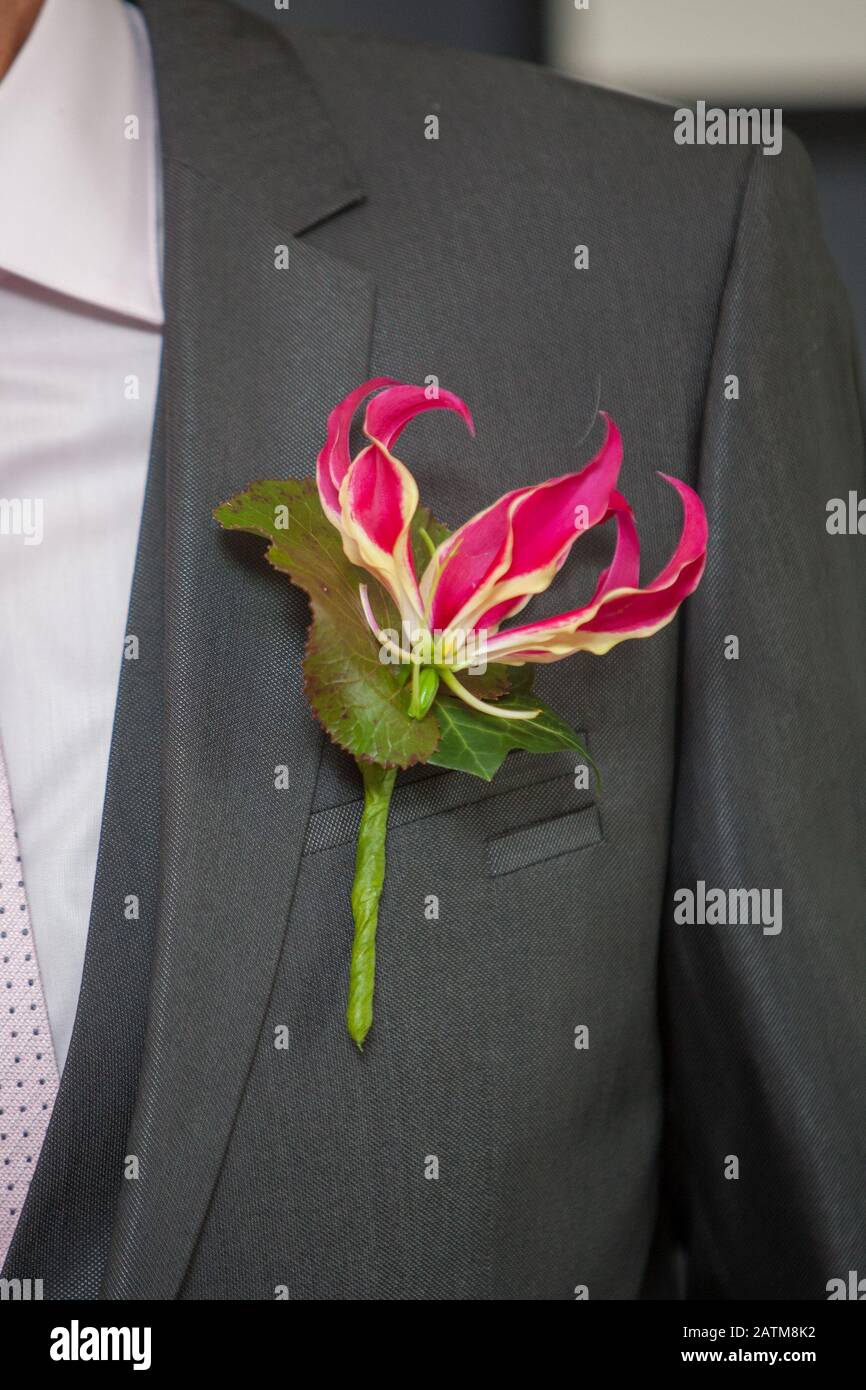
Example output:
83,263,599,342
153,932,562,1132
461,662,516,702
499,663,536,697
214,479,439,768
214,481,596,785
428,690,597,783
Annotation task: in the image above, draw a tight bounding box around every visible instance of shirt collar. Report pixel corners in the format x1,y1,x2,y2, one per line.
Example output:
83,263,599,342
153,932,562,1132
0,0,163,324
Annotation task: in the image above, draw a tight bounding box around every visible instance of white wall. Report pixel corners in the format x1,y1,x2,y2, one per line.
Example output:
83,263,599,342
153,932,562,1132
545,0,866,105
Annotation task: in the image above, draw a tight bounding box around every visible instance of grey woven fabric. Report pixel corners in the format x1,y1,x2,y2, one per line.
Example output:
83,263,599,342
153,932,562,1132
2,411,166,1295
5,0,863,1300
486,805,603,878
304,746,592,854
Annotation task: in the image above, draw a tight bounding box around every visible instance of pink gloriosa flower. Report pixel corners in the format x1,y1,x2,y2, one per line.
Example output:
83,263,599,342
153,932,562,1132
316,379,708,719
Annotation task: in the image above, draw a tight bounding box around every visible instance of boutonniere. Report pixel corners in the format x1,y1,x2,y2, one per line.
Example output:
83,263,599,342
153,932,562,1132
215,379,707,1048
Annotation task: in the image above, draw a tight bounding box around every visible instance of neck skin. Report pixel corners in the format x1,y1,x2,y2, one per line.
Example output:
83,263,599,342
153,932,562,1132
0,0,43,81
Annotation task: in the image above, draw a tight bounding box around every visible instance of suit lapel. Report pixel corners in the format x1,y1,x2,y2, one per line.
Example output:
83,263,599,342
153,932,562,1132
104,1,376,1299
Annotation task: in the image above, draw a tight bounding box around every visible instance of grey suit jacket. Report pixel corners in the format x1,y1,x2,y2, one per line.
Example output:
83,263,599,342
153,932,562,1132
4,0,865,1300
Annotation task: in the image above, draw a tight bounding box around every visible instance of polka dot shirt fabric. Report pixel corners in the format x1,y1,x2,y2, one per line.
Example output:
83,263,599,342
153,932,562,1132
0,743,60,1266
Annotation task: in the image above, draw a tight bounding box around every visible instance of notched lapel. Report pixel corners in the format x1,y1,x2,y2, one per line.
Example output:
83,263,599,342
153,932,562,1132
102,153,375,1298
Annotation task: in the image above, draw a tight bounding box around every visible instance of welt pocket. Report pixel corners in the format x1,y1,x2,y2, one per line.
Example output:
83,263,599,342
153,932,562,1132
485,803,603,877
303,743,600,859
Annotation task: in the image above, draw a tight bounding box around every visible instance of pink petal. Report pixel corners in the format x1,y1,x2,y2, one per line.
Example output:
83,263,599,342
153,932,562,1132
364,383,475,451
341,441,423,619
315,455,343,524
425,487,530,632
498,415,622,587
472,593,532,633
580,552,704,635
586,489,640,604
427,414,622,634
480,476,707,663
641,474,707,590
580,477,705,633
316,376,397,522
345,443,414,555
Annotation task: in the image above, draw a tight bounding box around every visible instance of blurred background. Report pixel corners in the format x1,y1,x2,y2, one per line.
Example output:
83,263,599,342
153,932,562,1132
236,0,865,351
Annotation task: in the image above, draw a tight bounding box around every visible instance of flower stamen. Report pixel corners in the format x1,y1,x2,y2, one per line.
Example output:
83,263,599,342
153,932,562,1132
438,666,540,721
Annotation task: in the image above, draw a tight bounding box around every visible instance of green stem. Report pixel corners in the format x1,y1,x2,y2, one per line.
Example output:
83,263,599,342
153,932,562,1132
347,760,397,1049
